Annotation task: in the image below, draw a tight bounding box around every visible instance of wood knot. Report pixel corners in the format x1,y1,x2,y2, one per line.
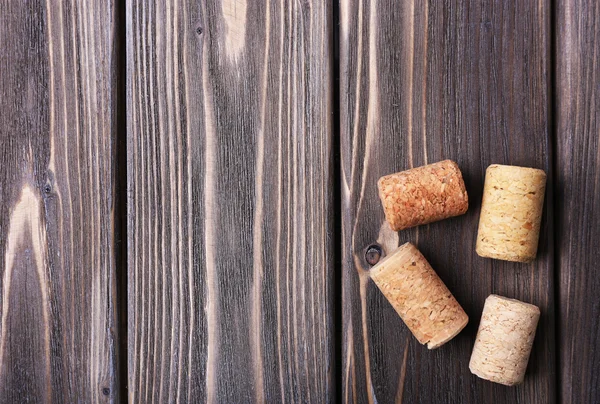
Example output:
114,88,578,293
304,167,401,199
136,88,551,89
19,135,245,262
102,387,110,396
365,244,383,266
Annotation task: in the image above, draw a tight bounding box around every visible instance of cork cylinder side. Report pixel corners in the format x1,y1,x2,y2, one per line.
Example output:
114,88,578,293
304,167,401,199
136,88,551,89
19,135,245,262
469,295,540,386
377,160,469,231
370,242,469,349
476,164,546,262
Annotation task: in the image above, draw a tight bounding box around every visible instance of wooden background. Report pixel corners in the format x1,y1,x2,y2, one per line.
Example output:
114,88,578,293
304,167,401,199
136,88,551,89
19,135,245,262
0,0,597,403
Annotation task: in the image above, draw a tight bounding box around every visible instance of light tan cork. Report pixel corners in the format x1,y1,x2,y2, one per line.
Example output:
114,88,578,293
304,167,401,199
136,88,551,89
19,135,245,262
469,295,540,386
476,164,546,262
377,160,469,231
370,242,468,349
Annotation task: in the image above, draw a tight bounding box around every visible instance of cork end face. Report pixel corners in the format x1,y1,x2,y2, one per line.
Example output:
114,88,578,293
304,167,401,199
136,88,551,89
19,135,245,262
426,314,469,349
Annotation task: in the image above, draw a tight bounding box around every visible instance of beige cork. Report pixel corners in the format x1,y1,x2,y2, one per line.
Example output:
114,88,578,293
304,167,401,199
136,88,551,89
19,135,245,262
370,242,468,349
476,164,546,262
377,160,469,231
469,295,540,386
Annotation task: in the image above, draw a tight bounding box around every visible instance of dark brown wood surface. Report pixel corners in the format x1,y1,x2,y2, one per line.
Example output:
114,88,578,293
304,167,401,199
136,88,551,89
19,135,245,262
126,0,334,402
0,0,121,402
557,1,600,403
340,1,555,403
1,1,600,402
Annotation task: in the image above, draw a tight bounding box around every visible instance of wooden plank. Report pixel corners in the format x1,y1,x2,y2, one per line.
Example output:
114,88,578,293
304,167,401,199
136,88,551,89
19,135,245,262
556,1,600,402
127,1,334,402
340,1,555,402
0,0,121,402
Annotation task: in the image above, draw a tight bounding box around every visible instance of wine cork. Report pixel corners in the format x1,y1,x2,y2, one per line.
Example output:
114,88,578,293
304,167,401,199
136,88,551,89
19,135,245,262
476,164,546,262
378,160,469,231
370,242,468,349
469,295,540,386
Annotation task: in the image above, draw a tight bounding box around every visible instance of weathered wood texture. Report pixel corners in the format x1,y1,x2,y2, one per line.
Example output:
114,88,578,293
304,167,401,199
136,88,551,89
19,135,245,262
0,1,121,403
340,1,555,403
557,1,600,403
127,1,334,402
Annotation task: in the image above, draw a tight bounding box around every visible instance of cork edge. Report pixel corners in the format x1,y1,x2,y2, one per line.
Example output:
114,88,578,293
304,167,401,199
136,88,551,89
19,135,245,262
376,176,397,231
475,247,536,263
486,294,541,314
447,160,470,216
427,314,469,349
378,159,463,183
486,164,547,179
469,366,523,387
369,242,414,276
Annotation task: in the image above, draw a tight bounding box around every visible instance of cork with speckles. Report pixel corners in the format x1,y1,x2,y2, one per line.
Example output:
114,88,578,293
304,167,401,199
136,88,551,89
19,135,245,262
476,164,546,263
469,295,540,386
377,160,469,231
370,242,468,349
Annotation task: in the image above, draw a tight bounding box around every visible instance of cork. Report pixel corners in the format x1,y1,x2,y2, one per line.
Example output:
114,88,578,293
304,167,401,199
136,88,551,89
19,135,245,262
378,160,469,231
469,295,540,386
370,242,468,349
476,164,546,262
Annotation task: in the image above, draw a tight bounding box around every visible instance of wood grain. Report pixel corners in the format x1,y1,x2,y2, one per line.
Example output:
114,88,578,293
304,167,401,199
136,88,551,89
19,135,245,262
340,1,555,402
127,0,334,402
556,1,600,402
0,0,121,402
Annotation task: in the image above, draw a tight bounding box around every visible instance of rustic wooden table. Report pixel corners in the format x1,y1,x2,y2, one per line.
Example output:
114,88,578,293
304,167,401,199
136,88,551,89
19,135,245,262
0,1,598,403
